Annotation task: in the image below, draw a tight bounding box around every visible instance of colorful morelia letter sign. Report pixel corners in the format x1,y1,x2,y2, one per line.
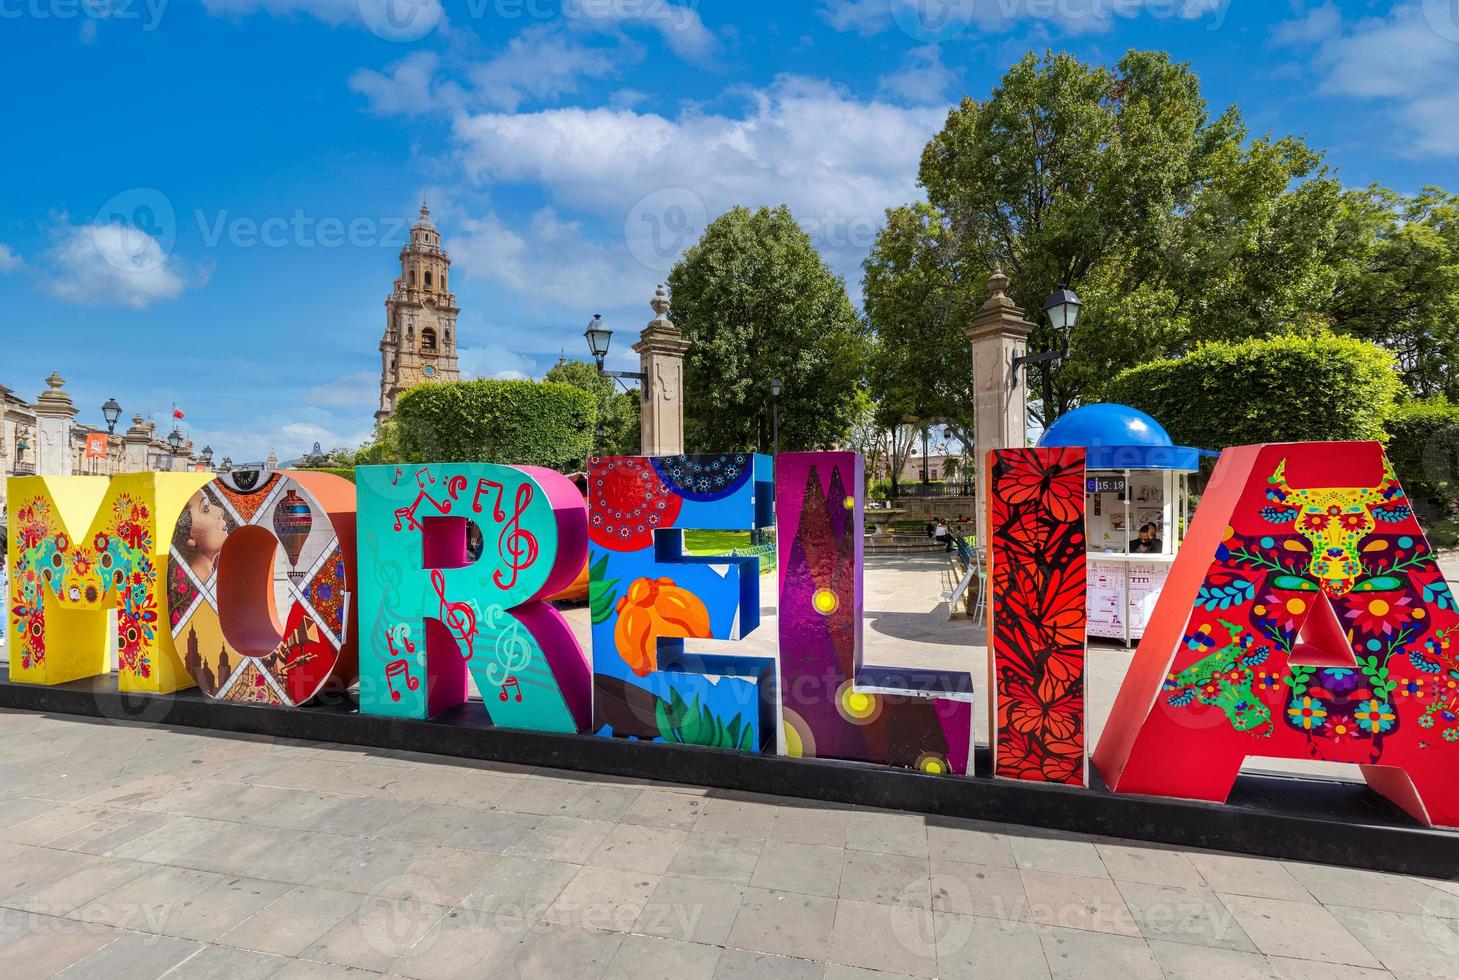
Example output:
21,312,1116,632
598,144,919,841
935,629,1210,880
9,472,213,693
355,464,591,732
167,471,358,706
986,448,1089,785
777,452,972,773
589,454,775,750
1095,442,1459,827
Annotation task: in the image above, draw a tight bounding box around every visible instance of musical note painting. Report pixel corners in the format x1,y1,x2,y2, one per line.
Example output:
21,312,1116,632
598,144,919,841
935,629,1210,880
588,454,777,751
167,470,359,706
355,463,592,732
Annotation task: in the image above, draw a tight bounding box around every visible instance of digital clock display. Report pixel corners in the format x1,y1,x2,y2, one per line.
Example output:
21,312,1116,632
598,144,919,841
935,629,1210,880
1086,476,1126,495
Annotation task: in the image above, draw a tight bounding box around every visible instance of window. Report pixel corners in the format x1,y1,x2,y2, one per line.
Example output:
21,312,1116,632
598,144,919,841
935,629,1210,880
410,270,416,284
425,271,433,286
421,327,438,351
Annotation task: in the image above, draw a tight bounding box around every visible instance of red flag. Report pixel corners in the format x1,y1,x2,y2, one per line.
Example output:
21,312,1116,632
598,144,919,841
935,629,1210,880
173,408,185,419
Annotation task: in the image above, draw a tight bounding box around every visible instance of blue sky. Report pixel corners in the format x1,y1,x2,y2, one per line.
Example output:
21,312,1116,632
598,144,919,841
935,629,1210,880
2,0,1456,462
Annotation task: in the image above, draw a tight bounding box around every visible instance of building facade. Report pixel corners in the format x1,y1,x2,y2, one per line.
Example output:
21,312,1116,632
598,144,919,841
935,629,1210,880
376,202,461,423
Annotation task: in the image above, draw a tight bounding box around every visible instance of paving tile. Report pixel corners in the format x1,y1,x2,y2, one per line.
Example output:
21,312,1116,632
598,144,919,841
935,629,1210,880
47,808,166,855
1038,924,1162,980
543,865,660,932
935,913,1050,980
1020,869,1140,936
824,967,926,980
105,814,235,866
0,854,152,917
439,809,541,853
1283,862,1437,914
54,932,204,979
380,847,504,907
603,933,722,979
2,803,119,846
767,804,850,848
711,948,825,980
1146,939,1280,980
1267,955,1394,979
845,811,927,858
930,859,1030,920
748,840,842,898
388,908,526,980
167,944,288,979
827,898,937,977
726,886,838,961
303,894,450,972
273,956,385,978
219,884,365,957
1009,830,1108,879
590,824,688,875
1220,894,1382,967
635,875,746,945
555,784,644,823
371,803,482,846
495,776,593,816
0,917,120,978
506,815,615,864
152,875,293,942
1326,904,1459,975
838,848,929,908
925,817,1017,869
311,837,422,894
1095,841,1206,889
0,842,91,900
70,864,224,932
456,854,579,917
619,789,704,832
1117,880,1256,951
1189,853,1315,903
498,919,623,979
694,798,779,838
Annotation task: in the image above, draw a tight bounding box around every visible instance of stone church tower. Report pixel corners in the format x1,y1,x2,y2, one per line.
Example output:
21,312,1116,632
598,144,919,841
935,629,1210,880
376,202,461,423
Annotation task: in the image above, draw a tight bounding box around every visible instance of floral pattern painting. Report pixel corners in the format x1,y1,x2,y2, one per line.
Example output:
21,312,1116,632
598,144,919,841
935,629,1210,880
987,448,1088,785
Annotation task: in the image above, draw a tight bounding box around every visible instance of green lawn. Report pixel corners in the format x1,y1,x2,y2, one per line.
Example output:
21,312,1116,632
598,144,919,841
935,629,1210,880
683,530,754,553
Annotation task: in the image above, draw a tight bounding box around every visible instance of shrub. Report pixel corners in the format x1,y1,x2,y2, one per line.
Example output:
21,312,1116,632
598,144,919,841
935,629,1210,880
1385,398,1459,510
1103,334,1401,449
394,379,596,470
294,467,356,483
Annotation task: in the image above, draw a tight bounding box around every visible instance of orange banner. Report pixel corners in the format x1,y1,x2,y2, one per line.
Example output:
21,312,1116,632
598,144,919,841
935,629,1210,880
85,432,108,458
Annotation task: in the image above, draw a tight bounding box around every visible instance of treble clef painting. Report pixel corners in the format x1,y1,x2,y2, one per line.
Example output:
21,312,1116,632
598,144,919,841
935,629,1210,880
493,483,538,590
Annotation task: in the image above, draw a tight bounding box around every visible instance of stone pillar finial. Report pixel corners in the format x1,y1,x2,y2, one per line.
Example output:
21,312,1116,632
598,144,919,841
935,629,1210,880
965,268,1037,549
33,371,78,476
634,283,691,456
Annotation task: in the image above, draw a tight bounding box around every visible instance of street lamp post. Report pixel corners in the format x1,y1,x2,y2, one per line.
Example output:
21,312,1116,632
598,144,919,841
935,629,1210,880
200,445,213,468
583,314,646,390
101,398,122,434
166,427,183,469
1010,285,1082,384
769,378,782,455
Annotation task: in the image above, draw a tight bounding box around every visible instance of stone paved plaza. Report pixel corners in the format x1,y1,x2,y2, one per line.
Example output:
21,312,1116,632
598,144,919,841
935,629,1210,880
2,552,1459,978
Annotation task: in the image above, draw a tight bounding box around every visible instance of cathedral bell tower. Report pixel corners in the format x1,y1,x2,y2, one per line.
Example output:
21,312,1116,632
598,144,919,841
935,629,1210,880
376,201,461,423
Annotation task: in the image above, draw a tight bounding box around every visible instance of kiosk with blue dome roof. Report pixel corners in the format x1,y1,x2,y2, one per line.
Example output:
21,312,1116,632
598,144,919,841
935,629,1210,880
1037,404,1213,644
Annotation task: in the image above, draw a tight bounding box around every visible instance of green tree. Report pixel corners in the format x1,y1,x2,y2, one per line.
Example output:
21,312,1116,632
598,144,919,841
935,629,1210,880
1103,334,1400,450
889,49,1348,425
394,379,595,470
544,357,641,456
669,205,869,453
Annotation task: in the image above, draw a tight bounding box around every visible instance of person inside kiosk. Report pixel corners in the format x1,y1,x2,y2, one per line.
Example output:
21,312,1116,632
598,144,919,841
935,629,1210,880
1128,523,1162,555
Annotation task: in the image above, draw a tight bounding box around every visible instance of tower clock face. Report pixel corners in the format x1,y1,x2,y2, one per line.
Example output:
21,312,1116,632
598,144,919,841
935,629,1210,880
423,365,436,378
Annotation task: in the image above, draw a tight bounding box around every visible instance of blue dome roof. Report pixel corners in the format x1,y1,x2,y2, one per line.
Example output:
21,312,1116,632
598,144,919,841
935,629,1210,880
1036,403,1205,470
1038,404,1174,450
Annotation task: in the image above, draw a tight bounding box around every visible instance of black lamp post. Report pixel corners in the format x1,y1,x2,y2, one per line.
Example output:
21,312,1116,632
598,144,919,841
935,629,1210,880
769,378,782,455
584,313,645,389
166,427,183,453
220,455,232,472
200,445,213,467
1011,285,1082,383
101,398,122,434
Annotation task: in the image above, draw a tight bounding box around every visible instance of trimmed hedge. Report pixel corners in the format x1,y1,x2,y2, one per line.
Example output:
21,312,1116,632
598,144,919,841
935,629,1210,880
1103,334,1400,449
1385,398,1459,508
395,379,595,470
294,467,357,483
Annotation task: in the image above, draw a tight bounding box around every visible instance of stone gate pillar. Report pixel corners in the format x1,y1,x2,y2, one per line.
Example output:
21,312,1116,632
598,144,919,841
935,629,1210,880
634,284,691,456
33,372,78,477
965,269,1035,547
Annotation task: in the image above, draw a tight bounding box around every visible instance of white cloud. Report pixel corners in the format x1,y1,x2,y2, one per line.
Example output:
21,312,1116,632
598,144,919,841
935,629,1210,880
468,24,620,112
304,371,380,409
191,418,374,466
451,75,941,244
878,45,957,104
459,342,534,380
40,221,191,309
0,244,23,273
562,0,717,63
818,0,1229,38
349,52,448,117
1277,2,1459,157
